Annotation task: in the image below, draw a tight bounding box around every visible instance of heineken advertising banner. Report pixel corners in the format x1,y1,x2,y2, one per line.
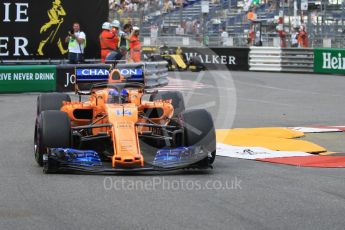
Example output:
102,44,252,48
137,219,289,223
0,65,56,93
314,48,345,74
0,0,108,60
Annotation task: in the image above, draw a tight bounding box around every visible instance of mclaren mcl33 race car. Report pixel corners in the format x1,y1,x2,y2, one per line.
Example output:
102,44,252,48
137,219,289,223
34,63,216,173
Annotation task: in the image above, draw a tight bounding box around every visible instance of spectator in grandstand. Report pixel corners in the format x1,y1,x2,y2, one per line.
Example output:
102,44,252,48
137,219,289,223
129,26,141,62
176,25,184,35
163,0,174,13
247,9,256,21
297,25,308,48
203,35,209,46
266,0,278,13
125,0,134,12
65,22,86,64
290,28,299,47
117,5,124,16
220,27,229,46
247,25,255,46
254,30,262,46
120,0,126,7
279,29,287,48
109,0,121,11
193,21,201,36
175,0,183,7
99,22,117,63
185,20,193,34
181,20,187,31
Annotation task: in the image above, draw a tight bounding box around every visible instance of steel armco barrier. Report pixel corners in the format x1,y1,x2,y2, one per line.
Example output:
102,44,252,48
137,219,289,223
117,61,169,88
249,47,314,72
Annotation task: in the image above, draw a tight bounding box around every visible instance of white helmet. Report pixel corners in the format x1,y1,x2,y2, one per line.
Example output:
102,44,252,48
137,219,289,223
133,26,140,31
102,22,111,30
111,20,120,28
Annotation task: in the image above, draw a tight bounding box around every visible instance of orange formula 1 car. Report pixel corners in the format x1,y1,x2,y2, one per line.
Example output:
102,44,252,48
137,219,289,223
34,63,216,173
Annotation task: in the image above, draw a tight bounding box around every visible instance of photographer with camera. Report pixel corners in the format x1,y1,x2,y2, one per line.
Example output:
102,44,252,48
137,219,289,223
129,26,141,63
65,22,86,64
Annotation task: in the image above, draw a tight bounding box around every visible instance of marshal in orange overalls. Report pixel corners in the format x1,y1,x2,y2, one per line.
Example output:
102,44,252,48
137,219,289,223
129,34,141,63
297,30,308,48
99,29,118,63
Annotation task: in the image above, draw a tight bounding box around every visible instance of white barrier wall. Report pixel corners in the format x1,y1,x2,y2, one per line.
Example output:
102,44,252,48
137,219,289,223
249,47,314,72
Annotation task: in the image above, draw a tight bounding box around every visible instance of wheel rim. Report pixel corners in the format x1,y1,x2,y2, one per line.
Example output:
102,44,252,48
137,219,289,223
34,123,42,164
208,151,216,164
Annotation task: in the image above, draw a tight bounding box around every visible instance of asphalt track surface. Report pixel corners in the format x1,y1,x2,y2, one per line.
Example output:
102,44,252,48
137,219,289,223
1,71,345,230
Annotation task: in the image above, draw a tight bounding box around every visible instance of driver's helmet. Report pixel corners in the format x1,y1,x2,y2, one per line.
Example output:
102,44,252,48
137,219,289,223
107,88,129,103
107,89,120,103
120,89,129,103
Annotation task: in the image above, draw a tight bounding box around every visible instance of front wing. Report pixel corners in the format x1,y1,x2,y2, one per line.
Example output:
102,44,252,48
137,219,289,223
43,146,211,174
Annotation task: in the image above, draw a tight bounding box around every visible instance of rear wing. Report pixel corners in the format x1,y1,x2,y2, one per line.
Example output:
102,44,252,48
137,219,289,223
74,64,111,93
74,61,168,92
116,63,145,84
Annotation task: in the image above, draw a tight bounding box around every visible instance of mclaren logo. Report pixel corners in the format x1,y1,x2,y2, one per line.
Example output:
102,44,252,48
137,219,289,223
37,0,67,56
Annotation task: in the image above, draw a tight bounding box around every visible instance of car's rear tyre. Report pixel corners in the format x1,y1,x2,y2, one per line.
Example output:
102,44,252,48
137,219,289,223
150,91,185,118
37,93,71,115
179,109,216,166
189,56,204,72
34,111,71,166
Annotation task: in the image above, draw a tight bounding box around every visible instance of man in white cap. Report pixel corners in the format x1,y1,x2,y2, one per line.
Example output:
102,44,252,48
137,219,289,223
111,19,121,48
99,22,117,63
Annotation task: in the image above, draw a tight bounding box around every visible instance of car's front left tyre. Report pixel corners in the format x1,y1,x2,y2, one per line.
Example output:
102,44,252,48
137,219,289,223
34,110,71,166
36,93,71,116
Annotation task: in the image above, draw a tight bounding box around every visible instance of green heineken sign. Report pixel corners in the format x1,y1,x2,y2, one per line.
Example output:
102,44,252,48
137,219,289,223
314,48,345,74
0,65,56,93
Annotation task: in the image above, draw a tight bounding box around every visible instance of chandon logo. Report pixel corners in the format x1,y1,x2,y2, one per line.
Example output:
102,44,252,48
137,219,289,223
79,69,109,76
77,68,142,76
